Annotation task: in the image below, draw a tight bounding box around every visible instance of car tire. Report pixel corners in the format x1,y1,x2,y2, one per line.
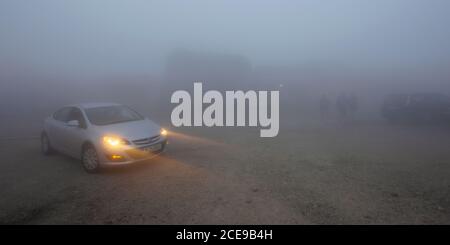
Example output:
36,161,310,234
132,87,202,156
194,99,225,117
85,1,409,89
82,144,101,173
41,132,54,155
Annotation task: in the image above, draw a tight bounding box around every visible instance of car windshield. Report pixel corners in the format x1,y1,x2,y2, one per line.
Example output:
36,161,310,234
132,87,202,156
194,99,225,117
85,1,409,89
85,105,144,125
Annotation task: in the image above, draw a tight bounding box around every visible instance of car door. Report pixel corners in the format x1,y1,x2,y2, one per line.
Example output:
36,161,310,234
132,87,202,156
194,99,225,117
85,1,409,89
48,107,73,151
60,107,88,158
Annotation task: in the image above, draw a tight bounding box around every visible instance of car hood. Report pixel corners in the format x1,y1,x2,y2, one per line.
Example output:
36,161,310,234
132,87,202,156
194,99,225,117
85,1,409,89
94,118,161,141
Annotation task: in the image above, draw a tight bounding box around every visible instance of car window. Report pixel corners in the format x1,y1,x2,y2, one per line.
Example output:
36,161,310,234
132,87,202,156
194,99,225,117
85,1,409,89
53,107,73,122
429,94,450,104
67,108,87,128
53,107,87,128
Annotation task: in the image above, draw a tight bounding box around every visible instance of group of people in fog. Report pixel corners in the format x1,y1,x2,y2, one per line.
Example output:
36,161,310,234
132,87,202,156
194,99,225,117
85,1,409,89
320,92,358,120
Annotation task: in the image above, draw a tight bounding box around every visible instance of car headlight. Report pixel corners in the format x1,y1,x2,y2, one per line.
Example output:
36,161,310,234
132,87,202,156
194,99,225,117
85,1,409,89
103,136,130,147
160,128,168,136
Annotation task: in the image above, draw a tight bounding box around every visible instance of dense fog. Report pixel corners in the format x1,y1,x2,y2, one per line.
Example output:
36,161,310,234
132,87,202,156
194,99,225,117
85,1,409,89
1,0,450,137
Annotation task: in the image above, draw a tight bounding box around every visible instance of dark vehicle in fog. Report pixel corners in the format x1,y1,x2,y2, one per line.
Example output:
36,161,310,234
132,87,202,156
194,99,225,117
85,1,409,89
382,93,450,123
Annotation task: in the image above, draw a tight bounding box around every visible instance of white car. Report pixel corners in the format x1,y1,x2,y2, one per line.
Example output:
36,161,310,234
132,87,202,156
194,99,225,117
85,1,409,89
41,103,168,173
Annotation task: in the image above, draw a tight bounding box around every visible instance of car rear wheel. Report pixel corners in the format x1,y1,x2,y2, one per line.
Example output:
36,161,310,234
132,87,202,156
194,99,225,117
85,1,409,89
82,144,100,173
41,132,54,155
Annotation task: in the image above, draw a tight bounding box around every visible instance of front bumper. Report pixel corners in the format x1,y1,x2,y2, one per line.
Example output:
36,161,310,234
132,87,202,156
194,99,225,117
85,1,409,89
99,138,167,166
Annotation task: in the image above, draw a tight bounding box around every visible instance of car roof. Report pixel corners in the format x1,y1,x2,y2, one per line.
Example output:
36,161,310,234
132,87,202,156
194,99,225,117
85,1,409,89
411,92,448,98
66,102,122,109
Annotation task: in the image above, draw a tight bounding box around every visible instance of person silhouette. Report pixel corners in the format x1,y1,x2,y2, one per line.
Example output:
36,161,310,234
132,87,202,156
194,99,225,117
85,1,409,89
336,92,348,119
348,92,358,120
320,93,331,119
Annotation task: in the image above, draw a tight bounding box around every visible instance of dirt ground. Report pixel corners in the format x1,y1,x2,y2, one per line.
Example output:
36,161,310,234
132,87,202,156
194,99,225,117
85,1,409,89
0,120,449,224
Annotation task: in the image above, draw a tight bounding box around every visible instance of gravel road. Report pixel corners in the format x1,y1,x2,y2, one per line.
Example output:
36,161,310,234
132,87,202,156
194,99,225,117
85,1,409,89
0,122,449,224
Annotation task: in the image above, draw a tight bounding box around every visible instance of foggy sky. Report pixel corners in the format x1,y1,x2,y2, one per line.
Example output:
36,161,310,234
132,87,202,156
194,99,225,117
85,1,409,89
1,0,450,78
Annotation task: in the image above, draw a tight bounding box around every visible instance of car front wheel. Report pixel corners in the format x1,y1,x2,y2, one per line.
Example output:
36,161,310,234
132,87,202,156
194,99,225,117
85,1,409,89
82,144,100,173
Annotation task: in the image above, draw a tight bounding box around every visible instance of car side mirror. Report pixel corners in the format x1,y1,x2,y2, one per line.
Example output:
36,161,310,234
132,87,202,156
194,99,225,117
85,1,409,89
67,120,80,127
